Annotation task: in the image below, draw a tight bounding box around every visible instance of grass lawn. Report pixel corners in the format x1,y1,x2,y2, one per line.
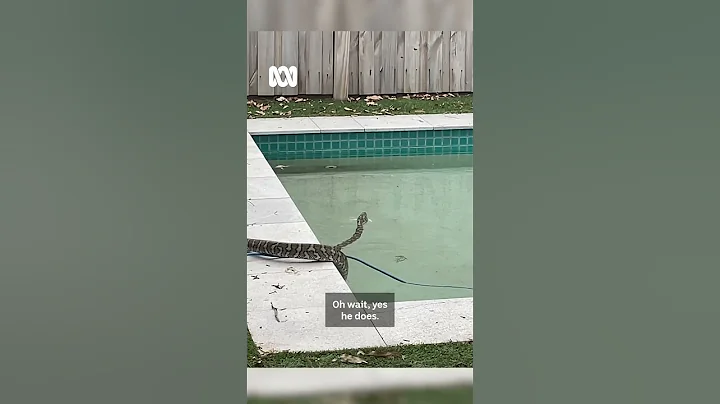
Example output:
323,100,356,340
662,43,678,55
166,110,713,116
247,93,472,119
247,385,473,404
248,329,472,368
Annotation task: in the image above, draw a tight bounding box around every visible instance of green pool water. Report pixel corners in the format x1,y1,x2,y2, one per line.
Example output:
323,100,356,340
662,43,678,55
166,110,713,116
272,155,473,302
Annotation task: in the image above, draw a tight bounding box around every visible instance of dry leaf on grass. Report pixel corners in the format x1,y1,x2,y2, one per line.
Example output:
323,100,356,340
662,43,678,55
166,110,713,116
337,354,367,364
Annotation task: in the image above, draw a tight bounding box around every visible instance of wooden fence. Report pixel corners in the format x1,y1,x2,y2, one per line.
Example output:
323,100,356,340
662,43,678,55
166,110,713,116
247,31,473,98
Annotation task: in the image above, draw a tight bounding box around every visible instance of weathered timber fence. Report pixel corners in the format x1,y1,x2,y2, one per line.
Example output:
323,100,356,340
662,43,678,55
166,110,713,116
247,31,473,99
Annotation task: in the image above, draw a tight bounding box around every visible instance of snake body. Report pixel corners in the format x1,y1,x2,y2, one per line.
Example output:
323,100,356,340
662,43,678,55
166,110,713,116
247,212,368,280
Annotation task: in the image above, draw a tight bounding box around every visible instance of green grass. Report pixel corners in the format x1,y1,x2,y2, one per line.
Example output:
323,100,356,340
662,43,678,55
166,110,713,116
248,329,472,368
247,93,473,119
248,386,473,404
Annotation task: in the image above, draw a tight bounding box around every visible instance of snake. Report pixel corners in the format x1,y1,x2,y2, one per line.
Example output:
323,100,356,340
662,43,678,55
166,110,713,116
247,212,369,280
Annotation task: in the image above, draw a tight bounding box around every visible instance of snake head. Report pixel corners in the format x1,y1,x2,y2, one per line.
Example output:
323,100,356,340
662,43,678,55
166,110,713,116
358,212,369,225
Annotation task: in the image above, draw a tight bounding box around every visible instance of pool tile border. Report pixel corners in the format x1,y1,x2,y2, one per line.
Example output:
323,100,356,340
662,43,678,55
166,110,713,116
248,113,473,160
246,114,473,353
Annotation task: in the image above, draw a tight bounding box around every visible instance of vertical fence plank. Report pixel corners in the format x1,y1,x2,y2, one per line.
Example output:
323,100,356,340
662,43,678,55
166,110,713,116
333,31,351,100
449,31,466,92
257,31,275,96
380,31,397,95
358,31,374,95
395,31,405,94
441,30,451,92
247,31,258,96
321,31,334,95
427,31,443,93
373,31,383,94
403,31,421,93
348,31,360,96
298,31,307,95
304,31,323,95
419,31,429,92
280,31,299,96
465,31,473,92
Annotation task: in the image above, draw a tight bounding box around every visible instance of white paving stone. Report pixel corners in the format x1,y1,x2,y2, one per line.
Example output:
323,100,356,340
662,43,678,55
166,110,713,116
247,254,337,275
376,298,473,346
247,158,277,178
247,269,352,311
247,175,290,200
247,305,386,353
247,117,320,134
247,221,317,244
309,116,366,132
418,113,473,129
246,197,305,225
351,114,434,132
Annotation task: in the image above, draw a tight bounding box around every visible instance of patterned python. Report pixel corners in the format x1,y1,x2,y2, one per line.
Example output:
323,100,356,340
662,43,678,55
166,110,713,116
247,212,368,280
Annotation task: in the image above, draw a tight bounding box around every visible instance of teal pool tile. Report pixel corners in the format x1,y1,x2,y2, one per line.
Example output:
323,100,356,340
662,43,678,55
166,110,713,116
252,128,472,161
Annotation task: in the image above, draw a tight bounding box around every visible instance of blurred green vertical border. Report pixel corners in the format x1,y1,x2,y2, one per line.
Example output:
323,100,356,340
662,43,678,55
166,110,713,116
240,0,249,386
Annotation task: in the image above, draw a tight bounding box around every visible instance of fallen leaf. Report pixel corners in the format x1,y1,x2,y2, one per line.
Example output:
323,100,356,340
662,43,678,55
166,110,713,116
339,354,367,364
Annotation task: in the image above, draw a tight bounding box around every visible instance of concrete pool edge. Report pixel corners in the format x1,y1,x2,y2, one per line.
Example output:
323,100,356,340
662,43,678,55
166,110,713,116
247,113,473,135
246,115,473,353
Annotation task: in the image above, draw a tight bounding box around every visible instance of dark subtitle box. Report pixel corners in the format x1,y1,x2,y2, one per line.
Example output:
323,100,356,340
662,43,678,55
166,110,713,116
325,292,395,327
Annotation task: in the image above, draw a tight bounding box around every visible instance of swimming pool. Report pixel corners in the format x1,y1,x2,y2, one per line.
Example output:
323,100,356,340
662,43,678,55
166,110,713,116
247,114,474,352
269,156,473,302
